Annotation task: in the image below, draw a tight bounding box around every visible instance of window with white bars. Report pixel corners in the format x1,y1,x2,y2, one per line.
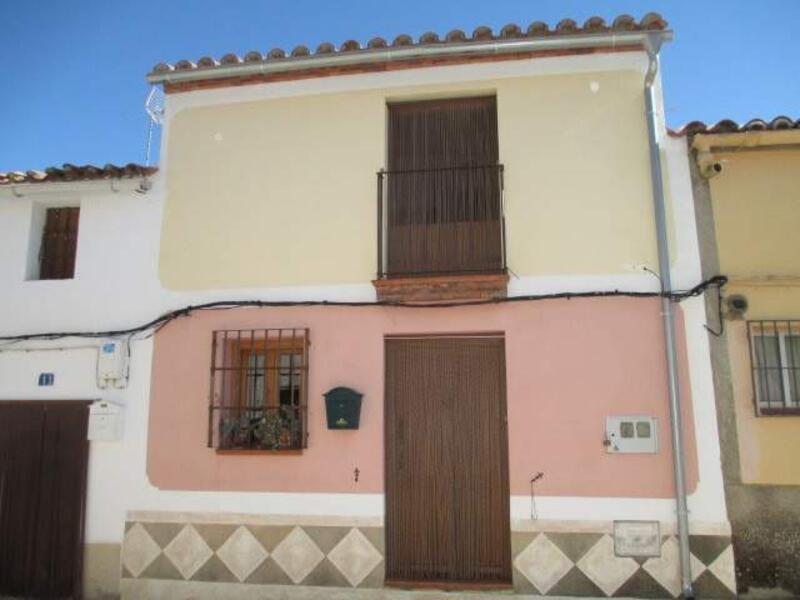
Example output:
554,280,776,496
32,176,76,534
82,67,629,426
748,320,800,415
208,328,308,451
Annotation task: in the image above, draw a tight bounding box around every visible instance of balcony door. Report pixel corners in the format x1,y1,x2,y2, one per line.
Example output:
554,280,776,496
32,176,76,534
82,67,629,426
385,97,503,277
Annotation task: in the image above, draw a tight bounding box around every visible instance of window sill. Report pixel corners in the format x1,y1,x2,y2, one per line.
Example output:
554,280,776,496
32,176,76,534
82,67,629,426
758,408,800,417
215,449,304,456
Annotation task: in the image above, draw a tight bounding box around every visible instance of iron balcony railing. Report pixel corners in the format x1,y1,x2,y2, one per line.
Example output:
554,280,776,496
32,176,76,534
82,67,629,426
376,164,506,278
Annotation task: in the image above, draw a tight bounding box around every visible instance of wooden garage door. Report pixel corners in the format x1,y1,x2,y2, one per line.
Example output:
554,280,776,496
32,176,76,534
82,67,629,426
384,336,511,586
0,401,90,599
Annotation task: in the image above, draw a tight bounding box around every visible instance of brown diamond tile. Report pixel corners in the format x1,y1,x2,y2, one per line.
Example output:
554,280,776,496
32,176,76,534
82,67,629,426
693,568,736,599
513,566,537,594
192,554,237,583
141,521,184,550
302,526,351,554
139,553,183,580
245,556,294,585
303,557,352,587
614,567,671,598
511,531,537,558
192,523,238,552
547,532,604,563
358,527,385,555
548,565,605,597
359,561,385,588
247,525,294,553
689,535,730,566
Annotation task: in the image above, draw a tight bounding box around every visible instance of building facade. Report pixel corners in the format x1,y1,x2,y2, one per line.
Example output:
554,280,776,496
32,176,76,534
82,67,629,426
687,118,800,596
0,14,739,599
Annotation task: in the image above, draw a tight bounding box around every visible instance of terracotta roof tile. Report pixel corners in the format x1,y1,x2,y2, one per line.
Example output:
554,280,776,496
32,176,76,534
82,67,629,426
367,37,388,49
0,163,157,186
148,13,668,79
670,116,800,136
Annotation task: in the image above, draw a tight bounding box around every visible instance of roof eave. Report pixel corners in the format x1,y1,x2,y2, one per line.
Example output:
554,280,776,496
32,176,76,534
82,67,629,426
147,29,673,86
692,129,800,153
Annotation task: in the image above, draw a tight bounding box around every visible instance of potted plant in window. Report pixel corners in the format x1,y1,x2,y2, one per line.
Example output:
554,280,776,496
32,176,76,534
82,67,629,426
252,411,285,450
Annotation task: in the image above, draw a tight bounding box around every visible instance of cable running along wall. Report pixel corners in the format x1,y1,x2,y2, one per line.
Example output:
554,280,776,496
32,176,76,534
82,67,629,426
0,275,728,343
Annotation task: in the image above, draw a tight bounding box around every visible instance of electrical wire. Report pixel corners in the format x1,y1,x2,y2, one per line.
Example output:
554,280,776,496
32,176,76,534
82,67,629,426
703,283,725,337
0,275,727,343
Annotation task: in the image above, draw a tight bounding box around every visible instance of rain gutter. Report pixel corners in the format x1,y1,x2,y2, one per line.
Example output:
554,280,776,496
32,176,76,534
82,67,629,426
643,31,695,599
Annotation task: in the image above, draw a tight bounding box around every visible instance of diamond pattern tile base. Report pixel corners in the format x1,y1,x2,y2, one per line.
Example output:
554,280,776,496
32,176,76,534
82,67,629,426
121,516,734,597
514,533,573,593
122,524,161,578
163,525,214,580
328,528,383,587
216,526,268,582
577,534,639,596
122,518,384,589
270,527,325,584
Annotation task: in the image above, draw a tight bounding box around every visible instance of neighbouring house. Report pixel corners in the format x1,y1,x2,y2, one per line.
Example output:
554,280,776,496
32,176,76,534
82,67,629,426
685,116,800,596
0,13,740,599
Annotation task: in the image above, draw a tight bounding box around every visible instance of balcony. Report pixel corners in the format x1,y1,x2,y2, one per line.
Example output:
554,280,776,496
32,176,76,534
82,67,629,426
374,164,508,302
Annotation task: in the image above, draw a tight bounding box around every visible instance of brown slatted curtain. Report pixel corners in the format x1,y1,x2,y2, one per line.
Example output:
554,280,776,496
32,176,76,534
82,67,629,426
0,402,90,599
384,337,511,585
386,97,502,276
40,207,80,280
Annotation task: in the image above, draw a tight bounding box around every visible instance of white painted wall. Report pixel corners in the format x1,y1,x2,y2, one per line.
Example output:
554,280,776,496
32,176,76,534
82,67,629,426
0,57,728,544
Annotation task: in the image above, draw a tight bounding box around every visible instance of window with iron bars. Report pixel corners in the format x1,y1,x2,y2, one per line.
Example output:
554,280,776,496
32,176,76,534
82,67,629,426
748,320,800,415
208,328,309,451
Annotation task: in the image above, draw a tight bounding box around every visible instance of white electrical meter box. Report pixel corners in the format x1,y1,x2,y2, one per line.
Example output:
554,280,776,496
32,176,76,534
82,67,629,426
97,339,128,389
88,400,124,441
606,415,658,454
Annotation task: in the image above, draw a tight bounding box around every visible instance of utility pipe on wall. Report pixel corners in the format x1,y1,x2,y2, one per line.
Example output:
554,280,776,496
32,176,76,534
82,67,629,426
642,33,694,599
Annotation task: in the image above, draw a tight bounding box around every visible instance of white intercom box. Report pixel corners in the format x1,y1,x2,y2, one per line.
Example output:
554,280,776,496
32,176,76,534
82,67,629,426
88,400,124,441
606,415,658,454
97,339,129,389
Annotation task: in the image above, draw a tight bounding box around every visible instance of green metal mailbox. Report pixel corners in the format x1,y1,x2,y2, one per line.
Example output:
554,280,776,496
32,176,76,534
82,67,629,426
324,387,363,430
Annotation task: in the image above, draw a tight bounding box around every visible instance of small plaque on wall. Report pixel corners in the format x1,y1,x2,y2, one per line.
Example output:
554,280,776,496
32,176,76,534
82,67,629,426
614,520,661,557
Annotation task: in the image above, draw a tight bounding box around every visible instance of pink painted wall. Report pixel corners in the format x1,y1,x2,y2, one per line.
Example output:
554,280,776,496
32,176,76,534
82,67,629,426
147,298,698,498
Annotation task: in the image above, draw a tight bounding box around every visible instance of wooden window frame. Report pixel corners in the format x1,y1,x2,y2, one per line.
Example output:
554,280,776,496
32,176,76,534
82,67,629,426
209,329,309,452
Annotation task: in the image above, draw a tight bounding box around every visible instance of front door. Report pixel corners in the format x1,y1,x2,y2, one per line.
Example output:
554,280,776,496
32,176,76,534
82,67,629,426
384,336,511,587
0,401,90,599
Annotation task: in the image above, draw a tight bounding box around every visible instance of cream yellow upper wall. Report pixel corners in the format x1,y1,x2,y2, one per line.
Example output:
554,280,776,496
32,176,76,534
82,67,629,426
727,311,800,485
708,148,800,485
159,69,657,290
710,149,800,279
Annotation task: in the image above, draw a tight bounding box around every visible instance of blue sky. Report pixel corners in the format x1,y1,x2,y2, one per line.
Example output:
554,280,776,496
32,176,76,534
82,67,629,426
1,0,797,171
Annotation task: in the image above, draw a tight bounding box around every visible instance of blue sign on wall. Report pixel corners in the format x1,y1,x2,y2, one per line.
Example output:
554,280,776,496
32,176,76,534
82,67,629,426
37,373,55,386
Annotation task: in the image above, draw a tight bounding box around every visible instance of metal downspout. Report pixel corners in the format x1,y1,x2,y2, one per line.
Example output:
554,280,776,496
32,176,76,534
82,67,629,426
643,33,695,599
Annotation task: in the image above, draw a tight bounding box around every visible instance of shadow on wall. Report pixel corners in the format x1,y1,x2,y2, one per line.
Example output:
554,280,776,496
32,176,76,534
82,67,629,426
729,484,800,596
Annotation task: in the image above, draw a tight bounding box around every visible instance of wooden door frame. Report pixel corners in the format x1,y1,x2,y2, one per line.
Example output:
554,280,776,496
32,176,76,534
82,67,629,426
382,334,512,589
